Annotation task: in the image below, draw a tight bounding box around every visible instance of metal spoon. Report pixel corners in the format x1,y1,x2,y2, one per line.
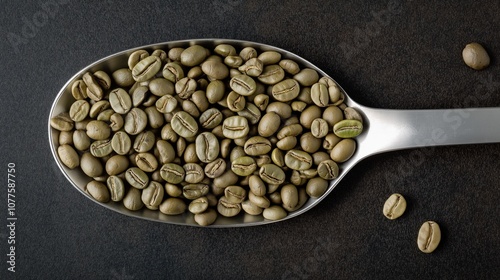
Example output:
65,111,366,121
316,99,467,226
48,39,500,227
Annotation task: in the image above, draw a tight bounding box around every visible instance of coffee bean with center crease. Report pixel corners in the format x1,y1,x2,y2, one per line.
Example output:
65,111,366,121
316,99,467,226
199,108,223,129
83,72,104,101
204,158,226,178
195,132,220,163
135,153,158,172
285,149,313,170
171,111,199,138
230,74,257,96
69,100,90,122
106,175,125,202
124,108,148,136
222,116,249,139
90,139,113,158
259,164,285,185
160,163,185,184
244,136,272,156
183,163,205,184
125,167,149,189
231,156,257,176
50,112,74,132
271,79,300,102
142,181,164,210
109,88,132,114
132,55,162,82
333,119,363,138
317,160,339,180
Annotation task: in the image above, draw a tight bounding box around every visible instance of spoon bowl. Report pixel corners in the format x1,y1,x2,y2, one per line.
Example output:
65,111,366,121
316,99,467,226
48,39,500,227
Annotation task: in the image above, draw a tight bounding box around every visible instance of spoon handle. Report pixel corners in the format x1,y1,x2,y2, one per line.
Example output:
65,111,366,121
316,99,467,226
358,106,500,157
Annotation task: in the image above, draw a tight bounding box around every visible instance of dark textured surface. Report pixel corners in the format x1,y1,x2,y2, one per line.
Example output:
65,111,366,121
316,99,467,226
1,0,500,279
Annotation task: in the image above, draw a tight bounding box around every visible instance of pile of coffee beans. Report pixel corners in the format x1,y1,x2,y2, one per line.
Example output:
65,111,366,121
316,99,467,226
50,43,364,226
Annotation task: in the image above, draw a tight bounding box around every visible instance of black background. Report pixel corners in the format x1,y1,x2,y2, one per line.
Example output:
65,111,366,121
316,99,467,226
1,0,500,279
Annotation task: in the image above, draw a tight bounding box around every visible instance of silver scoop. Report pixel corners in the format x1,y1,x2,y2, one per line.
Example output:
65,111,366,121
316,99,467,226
48,39,500,227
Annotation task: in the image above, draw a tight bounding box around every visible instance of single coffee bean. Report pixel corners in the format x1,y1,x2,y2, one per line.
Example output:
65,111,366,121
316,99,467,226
132,55,162,82
323,133,342,150
58,131,73,146
244,136,272,156
266,102,292,119
276,136,297,151
253,94,269,111
238,58,264,77
109,113,124,132
279,59,300,75
183,163,205,184
73,130,91,151
317,160,339,180
311,118,329,138
80,152,103,177
93,71,112,90
217,197,241,217
156,140,175,164
160,163,185,184
201,60,229,80
312,151,331,165
222,116,249,139
241,200,263,216
281,184,299,210
182,143,198,163
109,88,132,114
135,153,158,172
133,130,155,153
162,62,184,82
225,55,244,68
124,108,148,135
195,132,220,163
417,221,441,253
333,119,363,138
230,74,257,96
113,68,134,87
125,167,149,189
97,109,114,122
248,191,271,209
142,181,164,209
306,177,329,198
271,148,285,167
248,175,267,196
291,101,307,112
144,106,164,128
259,164,285,185
263,205,287,220
189,197,209,214
161,123,178,142
168,47,184,62
111,131,131,155
344,107,363,123
128,49,149,69
105,155,129,176
300,132,322,153
239,47,257,61
277,124,303,140
57,144,80,169
194,208,217,226
83,72,104,101
284,187,308,212
160,197,186,215
215,44,237,57
50,112,74,132
122,187,144,211
198,108,222,129
293,68,319,86
206,80,225,103
462,42,490,70
152,49,167,63
258,64,285,85
271,79,300,102
231,156,257,176
204,158,226,178
106,175,125,202
86,180,110,203
89,139,113,158
227,90,246,112
330,139,356,163
164,183,182,197
269,192,282,205
155,95,178,114
175,77,197,99
183,184,209,200
236,103,260,125
383,193,407,220
181,45,208,67
224,186,247,204
255,154,272,168
171,111,199,138
69,100,90,122
149,77,174,96
258,112,280,137
300,105,322,129
89,100,110,118
258,51,281,65
213,170,239,189
71,79,88,100
290,170,307,186
285,150,313,170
